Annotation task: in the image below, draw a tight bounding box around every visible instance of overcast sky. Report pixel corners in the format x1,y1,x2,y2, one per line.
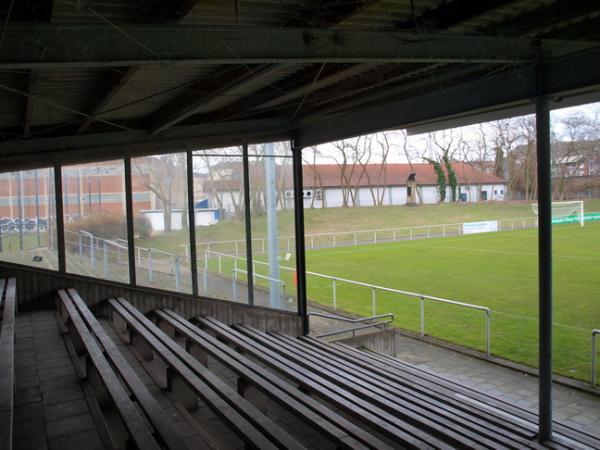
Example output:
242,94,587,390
308,101,600,165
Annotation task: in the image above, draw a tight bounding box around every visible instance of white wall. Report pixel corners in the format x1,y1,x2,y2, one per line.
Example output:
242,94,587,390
195,209,219,226
142,209,183,232
214,182,507,211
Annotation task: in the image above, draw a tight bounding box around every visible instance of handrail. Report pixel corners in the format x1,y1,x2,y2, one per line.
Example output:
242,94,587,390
307,312,394,325
194,215,542,254
307,312,395,339
232,267,285,305
593,329,600,387
206,250,491,356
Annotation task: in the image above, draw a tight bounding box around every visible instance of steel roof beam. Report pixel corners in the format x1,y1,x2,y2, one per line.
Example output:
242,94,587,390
0,25,577,69
293,45,600,147
150,64,284,134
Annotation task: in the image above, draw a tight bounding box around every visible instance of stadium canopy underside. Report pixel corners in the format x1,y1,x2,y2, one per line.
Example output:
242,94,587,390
1,0,600,444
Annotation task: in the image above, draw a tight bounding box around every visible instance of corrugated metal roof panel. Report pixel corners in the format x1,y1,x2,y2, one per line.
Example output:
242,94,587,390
51,0,143,23
99,64,219,121
31,68,105,127
181,1,309,26
0,72,25,130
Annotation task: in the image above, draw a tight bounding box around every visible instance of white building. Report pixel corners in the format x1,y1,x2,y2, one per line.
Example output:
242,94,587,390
205,162,507,214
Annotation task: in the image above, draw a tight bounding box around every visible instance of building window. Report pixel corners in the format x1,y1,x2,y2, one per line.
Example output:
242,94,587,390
248,142,296,311
62,161,129,283
193,146,249,303
131,154,191,294
0,168,58,269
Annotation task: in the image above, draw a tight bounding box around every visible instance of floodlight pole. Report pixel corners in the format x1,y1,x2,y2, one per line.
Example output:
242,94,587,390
264,142,281,309
536,62,553,444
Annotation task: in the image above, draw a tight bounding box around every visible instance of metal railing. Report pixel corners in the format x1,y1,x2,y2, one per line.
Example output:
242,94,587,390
205,250,491,356
189,216,540,256
307,311,394,339
64,230,190,291
232,268,285,304
593,329,600,387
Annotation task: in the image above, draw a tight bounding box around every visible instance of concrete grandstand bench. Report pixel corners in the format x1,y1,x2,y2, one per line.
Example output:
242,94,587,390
194,315,448,449
195,316,600,449
153,307,390,450
107,296,304,450
343,342,600,450
57,289,191,450
57,289,170,450
0,278,16,450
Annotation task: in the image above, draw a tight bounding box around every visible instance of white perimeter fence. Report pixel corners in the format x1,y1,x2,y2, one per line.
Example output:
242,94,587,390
186,216,540,256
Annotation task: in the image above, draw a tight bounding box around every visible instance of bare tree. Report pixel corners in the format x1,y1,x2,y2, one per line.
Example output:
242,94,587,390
134,154,187,233
302,146,325,208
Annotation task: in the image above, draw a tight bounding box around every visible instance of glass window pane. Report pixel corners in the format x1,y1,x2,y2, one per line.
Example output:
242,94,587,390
0,168,58,269
62,161,129,283
248,141,296,312
193,147,249,303
132,153,192,294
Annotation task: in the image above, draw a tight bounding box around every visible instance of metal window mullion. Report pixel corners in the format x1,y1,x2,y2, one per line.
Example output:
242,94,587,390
124,157,136,286
186,150,199,296
292,143,308,334
54,165,66,273
536,61,553,444
242,143,254,306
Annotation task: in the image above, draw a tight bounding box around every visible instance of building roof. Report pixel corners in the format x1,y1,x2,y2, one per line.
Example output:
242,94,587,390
204,161,505,191
2,1,600,169
304,162,505,188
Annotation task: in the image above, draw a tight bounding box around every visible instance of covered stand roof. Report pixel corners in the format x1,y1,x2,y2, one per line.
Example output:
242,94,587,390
0,1,600,168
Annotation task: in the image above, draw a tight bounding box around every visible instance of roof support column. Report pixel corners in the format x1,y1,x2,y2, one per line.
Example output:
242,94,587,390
536,63,553,444
54,165,66,273
124,157,137,287
242,142,255,306
292,142,308,335
186,150,199,297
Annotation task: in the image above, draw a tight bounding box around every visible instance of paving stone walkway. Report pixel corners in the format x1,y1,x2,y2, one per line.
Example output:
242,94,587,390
394,333,600,437
13,310,103,450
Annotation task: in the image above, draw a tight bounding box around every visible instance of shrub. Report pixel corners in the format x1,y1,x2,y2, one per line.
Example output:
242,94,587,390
134,214,153,239
65,212,126,240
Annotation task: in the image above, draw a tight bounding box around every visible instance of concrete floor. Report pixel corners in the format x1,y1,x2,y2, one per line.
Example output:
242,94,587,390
394,333,600,438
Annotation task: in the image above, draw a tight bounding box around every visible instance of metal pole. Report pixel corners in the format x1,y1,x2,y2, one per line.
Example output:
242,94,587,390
536,62,553,444
332,278,337,310
374,231,377,243
174,256,181,291
333,234,336,247
17,171,24,251
420,297,425,337
78,234,82,258
292,143,308,334
54,165,66,273
35,169,41,247
203,251,208,294
372,287,377,316
124,157,136,286
232,270,237,301
592,330,599,387
218,254,222,274
148,249,153,282
485,311,491,357
90,235,96,270
242,142,255,306
186,150,199,296
103,240,109,277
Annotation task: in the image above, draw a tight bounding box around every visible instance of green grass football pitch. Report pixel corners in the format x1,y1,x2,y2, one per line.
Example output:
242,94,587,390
300,222,600,382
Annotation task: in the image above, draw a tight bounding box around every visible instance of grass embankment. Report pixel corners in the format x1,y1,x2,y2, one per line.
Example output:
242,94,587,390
138,200,600,252
299,223,600,382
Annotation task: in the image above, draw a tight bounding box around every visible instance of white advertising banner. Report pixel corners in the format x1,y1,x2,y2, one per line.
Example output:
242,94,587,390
462,220,499,235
